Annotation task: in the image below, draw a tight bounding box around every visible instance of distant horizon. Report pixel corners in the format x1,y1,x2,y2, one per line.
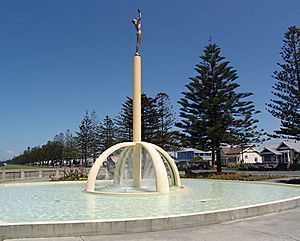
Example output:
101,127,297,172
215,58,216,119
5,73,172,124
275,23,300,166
1,0,299,161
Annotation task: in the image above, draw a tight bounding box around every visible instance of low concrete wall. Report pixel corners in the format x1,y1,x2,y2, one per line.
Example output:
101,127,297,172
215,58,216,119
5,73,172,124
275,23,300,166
0,168,108,183
0,169,64,182
1,195,300,240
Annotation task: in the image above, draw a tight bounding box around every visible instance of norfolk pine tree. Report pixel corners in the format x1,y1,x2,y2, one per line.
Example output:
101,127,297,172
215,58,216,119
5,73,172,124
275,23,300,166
115,97,133,142
267,26,300,140
116,94,159,143
141,94,160,143
116,93,175,148
99,115,118,151
75,111,94,166
64,129,78,166
155,92,176,150
177,43,263,172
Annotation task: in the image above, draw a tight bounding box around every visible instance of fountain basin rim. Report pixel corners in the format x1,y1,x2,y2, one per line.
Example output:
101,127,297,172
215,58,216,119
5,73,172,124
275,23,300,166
1,180,300,240
0,179,300,224
1,196,300,241
0,194,300,226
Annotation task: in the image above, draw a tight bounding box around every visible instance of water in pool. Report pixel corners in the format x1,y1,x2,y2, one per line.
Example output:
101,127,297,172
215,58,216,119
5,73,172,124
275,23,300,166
0,179,300,223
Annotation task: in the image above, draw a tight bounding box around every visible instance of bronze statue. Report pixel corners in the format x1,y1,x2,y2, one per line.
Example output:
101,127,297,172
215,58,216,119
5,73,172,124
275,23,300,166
132,9,142,55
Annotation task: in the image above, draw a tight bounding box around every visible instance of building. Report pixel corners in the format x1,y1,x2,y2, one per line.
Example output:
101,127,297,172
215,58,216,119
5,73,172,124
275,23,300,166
238,147,262,164
176,148,212,164
261,141,300,166
260,144,282,165
221,147,262,165
177,146,262,166
221,147,242,165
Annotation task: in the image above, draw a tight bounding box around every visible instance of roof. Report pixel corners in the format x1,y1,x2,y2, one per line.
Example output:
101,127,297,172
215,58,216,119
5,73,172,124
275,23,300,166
177,148,211,154
281,141,300,153
261,141,300,155
261,147,282,155
222,147,243,155
242,147,261,154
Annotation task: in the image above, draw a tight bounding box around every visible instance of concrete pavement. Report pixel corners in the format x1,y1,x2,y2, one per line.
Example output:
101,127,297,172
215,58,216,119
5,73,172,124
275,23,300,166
5,207,300,241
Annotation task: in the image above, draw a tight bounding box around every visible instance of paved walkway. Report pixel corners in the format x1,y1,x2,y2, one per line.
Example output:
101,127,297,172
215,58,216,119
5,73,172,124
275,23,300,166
6,207,300,241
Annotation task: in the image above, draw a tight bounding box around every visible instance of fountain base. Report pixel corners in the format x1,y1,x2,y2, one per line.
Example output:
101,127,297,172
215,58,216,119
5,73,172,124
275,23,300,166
86,141,181,194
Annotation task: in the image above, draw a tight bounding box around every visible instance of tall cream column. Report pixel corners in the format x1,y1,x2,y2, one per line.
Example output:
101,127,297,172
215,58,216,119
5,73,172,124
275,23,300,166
132,55,142,187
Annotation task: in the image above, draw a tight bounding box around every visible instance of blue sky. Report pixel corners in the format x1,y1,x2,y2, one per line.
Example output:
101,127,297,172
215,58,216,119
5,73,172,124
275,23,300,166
0,0,299,161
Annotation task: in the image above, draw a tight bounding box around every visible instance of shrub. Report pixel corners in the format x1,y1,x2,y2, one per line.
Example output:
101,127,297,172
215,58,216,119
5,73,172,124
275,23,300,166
289,162,300,171
58,168,88,181
191,156,205,162
275,162,288,171
176,162,188,171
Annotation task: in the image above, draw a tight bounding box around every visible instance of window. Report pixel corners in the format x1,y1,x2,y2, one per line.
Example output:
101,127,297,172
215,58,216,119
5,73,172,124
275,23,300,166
177,151,194,160
245,155,248,159
263,154,275,162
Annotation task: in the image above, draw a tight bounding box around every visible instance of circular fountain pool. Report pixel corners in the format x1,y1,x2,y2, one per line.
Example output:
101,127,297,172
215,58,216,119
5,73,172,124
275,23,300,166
1,179,300,223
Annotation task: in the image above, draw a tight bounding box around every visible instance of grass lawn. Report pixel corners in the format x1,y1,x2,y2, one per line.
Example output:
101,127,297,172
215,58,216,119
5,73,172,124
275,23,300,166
0,165,42,170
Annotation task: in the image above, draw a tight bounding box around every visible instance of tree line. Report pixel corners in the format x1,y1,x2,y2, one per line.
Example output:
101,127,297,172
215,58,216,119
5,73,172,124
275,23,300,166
8,93,179,166
8,25,300,172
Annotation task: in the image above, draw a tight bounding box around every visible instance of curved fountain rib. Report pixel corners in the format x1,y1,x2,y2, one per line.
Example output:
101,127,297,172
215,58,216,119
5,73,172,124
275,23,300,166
151,143,181,187
140,142,169,193
113,146,132,185
86,142,135,192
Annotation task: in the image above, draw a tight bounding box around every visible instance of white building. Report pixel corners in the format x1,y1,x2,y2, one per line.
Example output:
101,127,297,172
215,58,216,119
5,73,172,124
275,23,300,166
221,147,262,165
238,147,262,164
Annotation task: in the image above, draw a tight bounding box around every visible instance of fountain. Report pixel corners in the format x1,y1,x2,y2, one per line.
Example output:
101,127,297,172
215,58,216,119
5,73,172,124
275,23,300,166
1,10,300,241
86,9,181,194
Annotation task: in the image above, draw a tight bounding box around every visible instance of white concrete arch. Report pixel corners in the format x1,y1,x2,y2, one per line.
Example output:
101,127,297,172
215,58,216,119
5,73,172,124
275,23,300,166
140,142,169,193
151,143,182,187
86,142,135,192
